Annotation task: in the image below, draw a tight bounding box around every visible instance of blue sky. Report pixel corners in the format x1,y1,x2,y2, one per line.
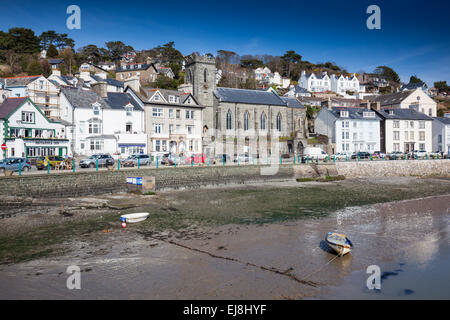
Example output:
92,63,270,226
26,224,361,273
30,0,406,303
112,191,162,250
1,0,449,86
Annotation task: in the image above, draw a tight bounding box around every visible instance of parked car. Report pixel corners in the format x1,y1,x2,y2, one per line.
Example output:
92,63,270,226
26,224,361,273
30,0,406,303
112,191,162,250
36,156,65,170
351,152,371,160
387,151,404,160
373,151,386,159
186,153,206,164
0,157,31,173
167,154,186,166
411,150,428,159
214,154,232,164
79,154,114,168
301,147,328,162
158,153,171,165
122,154,151,167
332,152,349,160
235,154,252,163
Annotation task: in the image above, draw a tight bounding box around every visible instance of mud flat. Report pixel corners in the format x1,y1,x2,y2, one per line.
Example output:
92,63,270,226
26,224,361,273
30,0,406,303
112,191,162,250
0,177,449,299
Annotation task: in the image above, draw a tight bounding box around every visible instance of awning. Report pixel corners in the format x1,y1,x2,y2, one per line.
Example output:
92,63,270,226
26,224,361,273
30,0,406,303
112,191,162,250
118,144,146,147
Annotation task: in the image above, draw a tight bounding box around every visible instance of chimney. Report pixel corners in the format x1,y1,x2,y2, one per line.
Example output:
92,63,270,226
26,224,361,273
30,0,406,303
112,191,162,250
124,76,140,92
91,81,107,99
327,97,332,110
363,99,370,109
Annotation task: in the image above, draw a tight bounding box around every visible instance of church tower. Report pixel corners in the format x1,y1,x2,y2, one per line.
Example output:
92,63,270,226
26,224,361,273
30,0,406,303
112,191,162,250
184,53,216,107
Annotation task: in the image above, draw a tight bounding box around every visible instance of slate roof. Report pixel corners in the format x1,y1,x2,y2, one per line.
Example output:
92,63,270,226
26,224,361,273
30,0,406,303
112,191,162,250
400,82,426,91
214,87,287,106
116,63,155,72
433,117,450,125
141,87,200,106
104,92,143,111
60,87,109,109
280,97,305,109
327,107,381,120
0,97,28,119
91,75,124,88
1,76,40,87
48,58,64,65
367,91,412,106
375,108,433,120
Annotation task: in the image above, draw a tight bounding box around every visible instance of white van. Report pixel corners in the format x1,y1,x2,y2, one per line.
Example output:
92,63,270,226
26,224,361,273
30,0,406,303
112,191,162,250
302,147,328,162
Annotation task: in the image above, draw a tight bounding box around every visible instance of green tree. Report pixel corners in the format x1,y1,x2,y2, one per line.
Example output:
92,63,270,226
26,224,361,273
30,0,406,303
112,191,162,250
46,44,58,58
434,81,449,94
240,58,263,69
105,41,134,62
40,30,74,50
27,60,43,75
77,44,105,63
0,28,41,54
151,75,180,90
374,66,400,83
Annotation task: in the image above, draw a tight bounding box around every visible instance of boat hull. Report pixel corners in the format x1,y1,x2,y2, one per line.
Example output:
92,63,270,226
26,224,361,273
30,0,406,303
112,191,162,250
326,242,352,256
120,213,150,223
326,232,353,256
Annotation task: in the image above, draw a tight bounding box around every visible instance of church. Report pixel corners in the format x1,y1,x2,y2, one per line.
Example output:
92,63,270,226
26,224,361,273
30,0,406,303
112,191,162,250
182,53,307,160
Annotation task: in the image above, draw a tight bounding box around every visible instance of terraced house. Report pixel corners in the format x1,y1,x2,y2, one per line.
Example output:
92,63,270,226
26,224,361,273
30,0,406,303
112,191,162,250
59,82,146,157
125,85,204,158
0,97,69,161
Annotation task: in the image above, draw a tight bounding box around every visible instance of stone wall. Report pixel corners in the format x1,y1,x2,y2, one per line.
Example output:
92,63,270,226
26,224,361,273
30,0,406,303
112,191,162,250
0,160,448,199
335,160,450,178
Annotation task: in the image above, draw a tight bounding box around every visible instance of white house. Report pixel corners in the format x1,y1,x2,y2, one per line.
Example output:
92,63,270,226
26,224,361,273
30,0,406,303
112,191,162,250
59,83,147,158
298,71,331,93
315,106,381,154
368,88,437,117
0,97,70,160
432,115,450,153
284,85,312,98
375,108,433,154
330,74,364,97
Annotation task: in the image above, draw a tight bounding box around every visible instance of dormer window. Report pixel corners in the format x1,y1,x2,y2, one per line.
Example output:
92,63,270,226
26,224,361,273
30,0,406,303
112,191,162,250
92,103,101,115
125,104,133,116
154,94,160,101
169,95,175,103
363,111,375,118
389,110,395,116
340,111,349,117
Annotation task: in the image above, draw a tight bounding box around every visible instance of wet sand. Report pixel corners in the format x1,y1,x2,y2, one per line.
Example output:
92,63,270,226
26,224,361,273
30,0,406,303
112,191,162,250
1,191,449,299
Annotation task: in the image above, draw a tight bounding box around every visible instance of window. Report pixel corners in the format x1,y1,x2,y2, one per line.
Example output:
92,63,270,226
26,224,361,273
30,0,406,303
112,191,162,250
10,128,20,137
276,112,281,132
410,131,414,140
125,105,133,116
176,110,181,119
169,95,175,103
93,105,100,115
419,121,425,129
404,131,408,140
353,132,357,140
21,112,34,123
90,139,104,151
79,121,85,133
169,124,174,133
35,129,43,138
393,131,399,140
126,124,132,133
340,111,349,118
410,121,414,128
419,143,425,151
176,125,180,133
261,112,266,130
346,132,349,139
153,124,162,134
190,111,194,119
154,94,160,101
363,111,375,118
419,131,425,141
155,140,161,152
152,108,163,117
244,112,249,131
187,125,193,135
169,109,174,118
393,120,400,128
226,110,232,130
89,122,100,134
204,69,208,82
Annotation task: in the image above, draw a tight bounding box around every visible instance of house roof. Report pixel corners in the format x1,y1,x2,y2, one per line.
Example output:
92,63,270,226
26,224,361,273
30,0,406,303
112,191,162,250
280,97,305,109
48,58,64,65
1,76,40,87
140,87,200,106
375,108,433,120
61,87,109,109
367,91,412,106
214,87,287,106
400,82,426,91
0,97,28,119
327,107,381,120
116,63,155,72
91,75,124,88
433,117,450,125
104,92,143,111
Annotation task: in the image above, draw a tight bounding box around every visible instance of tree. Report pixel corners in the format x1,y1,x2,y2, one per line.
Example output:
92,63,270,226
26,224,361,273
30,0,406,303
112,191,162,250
434,81,449,94
151,75,179,90
409,75,424,84
0,28,41,54
105,41,134,62
40,31,74,50
47,44,58,58
281,50,302,78
374,66,400,83
27,60,43,75
240,58,263,69
77,44,105,63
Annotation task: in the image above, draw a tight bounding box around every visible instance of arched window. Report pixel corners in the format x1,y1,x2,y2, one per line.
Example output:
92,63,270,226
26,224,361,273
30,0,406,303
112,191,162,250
226,109,232,130
244,111,249,131
204,68,208,83
276,112,282,132
260,112,266,131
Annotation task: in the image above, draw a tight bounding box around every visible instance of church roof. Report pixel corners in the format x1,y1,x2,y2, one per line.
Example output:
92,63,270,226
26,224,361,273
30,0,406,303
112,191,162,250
214,87,287,106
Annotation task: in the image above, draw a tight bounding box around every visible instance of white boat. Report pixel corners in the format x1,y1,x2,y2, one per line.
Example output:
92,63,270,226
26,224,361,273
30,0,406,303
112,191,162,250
120,212,150,223
326,232,353,256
